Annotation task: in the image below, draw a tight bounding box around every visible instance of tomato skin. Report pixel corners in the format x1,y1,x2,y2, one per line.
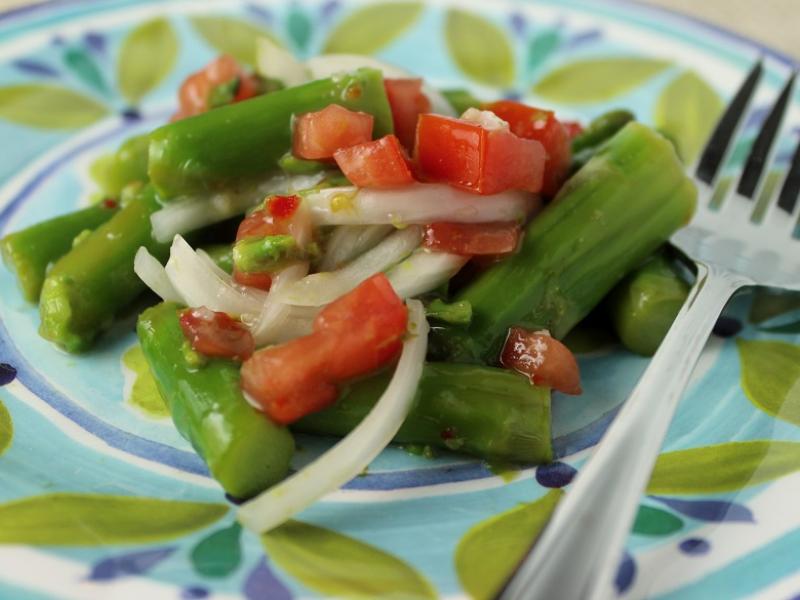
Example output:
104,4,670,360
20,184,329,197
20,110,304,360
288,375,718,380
179,307,255,361
334,135,415,188
423,222,521,256
232,268,272,291
484,100,572,197
384,78,431,151
173,55,257,120
292,104,374,160
500,327,582,395
562,121,584,140
236,195,301,241
414,113,545,195
241,274,408,424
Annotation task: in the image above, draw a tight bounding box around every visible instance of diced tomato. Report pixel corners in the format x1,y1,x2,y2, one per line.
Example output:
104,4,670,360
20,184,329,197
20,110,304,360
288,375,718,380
484,101,572,197
173,55,258,121
232,268,272,291
423,222,521,255
236,195,301,241
384,78,431,151
334,135,415,188
293,104,374,160
241,274,408,424
414,113,545,195
267,194,300,219
179,307,255,361
562,120,584,140
500,327,582,395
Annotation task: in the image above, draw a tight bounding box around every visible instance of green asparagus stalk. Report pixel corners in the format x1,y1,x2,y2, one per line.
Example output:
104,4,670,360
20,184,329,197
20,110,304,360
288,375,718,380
148,68,394,199
571,109,635,153
431,122,697,363
1,201,119,302
297,363,552,463
441,88,482,114
137,302,294,499
607,249,690,356
39,185,168,353
89,134,150,197
201,243,234,274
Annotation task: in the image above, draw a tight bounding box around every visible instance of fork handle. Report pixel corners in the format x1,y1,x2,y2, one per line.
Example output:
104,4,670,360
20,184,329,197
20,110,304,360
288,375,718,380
500,263,748,600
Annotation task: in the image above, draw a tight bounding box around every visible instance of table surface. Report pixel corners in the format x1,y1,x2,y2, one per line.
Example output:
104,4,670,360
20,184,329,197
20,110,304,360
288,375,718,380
0,0,797,61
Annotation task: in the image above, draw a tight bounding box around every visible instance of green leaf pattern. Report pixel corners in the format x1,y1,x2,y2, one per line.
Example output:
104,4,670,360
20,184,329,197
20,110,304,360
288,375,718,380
737,339,800,426
0,84,108,128
322,2,423,54
117,18,178,104
0,400,11,457
191,16,280,67
444,9,515,87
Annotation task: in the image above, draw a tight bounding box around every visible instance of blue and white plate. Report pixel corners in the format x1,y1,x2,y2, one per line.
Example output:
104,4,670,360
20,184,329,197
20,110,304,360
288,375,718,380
1,1,799,598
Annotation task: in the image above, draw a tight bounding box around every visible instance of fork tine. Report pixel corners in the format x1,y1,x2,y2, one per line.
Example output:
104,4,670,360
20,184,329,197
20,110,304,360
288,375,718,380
695,60,763,184
777,134,800,214
737,72,797,198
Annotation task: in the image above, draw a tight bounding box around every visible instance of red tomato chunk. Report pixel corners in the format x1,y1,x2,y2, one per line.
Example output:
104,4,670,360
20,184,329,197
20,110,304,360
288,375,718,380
384,78,431,151
500,326,582,395
415,113,545,195
484,100,572,198
232,268,273,291
562,121,584,140
423,222,521,255
173,55,258,121
241,274,408,424
292,104,374,160
179,307,255,361
334,135,415,188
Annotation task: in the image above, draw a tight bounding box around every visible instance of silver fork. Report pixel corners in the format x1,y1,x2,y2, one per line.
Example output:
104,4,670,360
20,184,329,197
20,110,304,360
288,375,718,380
501,61,800,600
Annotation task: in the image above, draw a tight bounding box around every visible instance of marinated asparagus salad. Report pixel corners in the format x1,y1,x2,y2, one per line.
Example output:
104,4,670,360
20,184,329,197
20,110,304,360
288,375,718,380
0,41,697,534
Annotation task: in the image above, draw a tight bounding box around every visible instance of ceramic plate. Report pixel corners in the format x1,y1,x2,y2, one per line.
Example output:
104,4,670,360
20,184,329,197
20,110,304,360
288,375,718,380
1,1,800,598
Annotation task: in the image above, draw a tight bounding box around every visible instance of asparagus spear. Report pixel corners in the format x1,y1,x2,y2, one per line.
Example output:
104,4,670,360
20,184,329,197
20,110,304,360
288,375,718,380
297,363,552,463
137,302,294,499
149,68,394,199
1,201,119,302
432,122,697,363
571,109,635,154
607,249,691,356
39,185,168,353
89,134,150,197
441,88,482,114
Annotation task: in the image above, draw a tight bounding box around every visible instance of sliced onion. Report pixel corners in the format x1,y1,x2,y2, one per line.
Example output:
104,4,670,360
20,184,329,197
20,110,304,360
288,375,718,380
164,235,267,318
255,37,309,88
305,183,537,226
251,262,313,346
151,173,325,243
306,53,456,116
134,247,183,303
319,224,393,271
386,249,469,299
274,226,421,306
237,299,428,534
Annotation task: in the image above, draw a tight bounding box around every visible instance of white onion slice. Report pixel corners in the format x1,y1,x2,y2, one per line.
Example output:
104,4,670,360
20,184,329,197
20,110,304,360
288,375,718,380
255,37,309,88
238,299,428,534
305,183,537,226
251,262,312,346
274,226,421,306
386,249,469,299
134,247,183,303
164,236,267,318
151,173,325,243
306,53,456,117
319,224,393,271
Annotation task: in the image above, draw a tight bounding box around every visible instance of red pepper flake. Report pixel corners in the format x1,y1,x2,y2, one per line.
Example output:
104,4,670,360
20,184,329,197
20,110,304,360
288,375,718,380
267,194,300,219
102,198,118,209
440,426,457,440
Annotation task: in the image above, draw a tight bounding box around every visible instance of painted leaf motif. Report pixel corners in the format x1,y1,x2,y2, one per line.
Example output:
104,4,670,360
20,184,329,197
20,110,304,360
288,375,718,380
262,519,436,599
12,59,58,78
737,339,800,426
760,320,800,335
123,344,169,418
750,288,800,324
117,18,178,104
445,9,515,87
89,547,175,580
0,493,227,545
64,47,108,94
631,505,683,536
615,552,636,594
455,490,563,600
533,57,670,104
647,441,800,495
191,522,242,578
526,29,560,75
652,496,754,523
243,557,292,600
191,16,280,66
654,71,722,163
287,7,313,52
0,400,11,457
0,84,107,128
322,2,423,54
